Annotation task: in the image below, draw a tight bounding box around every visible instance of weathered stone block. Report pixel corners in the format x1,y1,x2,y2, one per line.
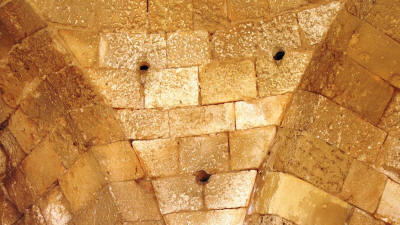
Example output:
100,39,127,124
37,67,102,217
366,0,400,42
345,0,376,19
24,204,47,225
245,214,296,225
148,0,193,32
37,187,73,225
193,0,227,31
0,195,21,225
47,0,95,27
376,179,400,224
179,133,229,174
227,0,268,21
124,222,163,225
380,136,400,178
0,23,14,63
268,0,308,14
235,94,291,130
379,91,400,137
205,170,256,209
164,208,246,225
167,31,210,68
59,153,106,213
0,97,13,124
118,109,169,140
145,67,199,108
0,148,6,177
153,176,202,214
230,126,276,170
169,103,235,137
255,172,352,225
4,167,35,212
0,128,25,171
200,59,257,104
349,208,385,225
0,65,23,108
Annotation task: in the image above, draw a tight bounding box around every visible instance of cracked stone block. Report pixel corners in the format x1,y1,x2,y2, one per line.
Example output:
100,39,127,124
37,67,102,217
235,94,291,130
0,65,23,108
152,176,203,214
376,179,400,224
164,208,246,225
0,128,25,171
145,67,199,108
345,0,376,19
148,0,193,32
230,126,276,170
59,153,106,213
193,0,228,31
245,214,296,225
24,204,47,225
99,33,167,70
4,167,35,212
0,195,21,225
132,138,179,177
169,103,235,137
339,160,387,213
268,0,308,14
272,128,352,194
379,91,400,137
213,22,257,59
205,170,256,209
58,29,99,67
257,14,301,54
255,172,352,225
37,186,73,225
167,31,210,68
0,0,45,41
298,2,342,45
200,59,257,105
118,109,169,140
256,51,312,97
366,0,400,42
227,0,268,21
380,136,400,179
179,133,229,174
349,208,385,225
21,138,66,197
47,0,95,27
91,141,144,182
348,23,400,88
282,91,387,164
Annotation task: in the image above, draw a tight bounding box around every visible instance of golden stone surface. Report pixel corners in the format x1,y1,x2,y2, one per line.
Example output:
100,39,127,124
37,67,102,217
0,128,26,170
164,208,246,225
376,180,400,224
365,0,400,42
148,0,193,32
349,208,386,225
193,0,227,31
227,0,268,21
37,187,73,225
379,91,400,137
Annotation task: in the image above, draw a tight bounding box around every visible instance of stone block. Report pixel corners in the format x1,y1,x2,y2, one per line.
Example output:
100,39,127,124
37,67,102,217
118,109,169,140
167,31,210,68
245,214,296,225
178,133,229,174
37,186,73,225
205,170,256,209
0,148,5,177
99,32,167,70
348,23,400,88
91,141,144,182
152,176,203,214
380,136,400,177
379,91,400,137
132,138,179,177
256,51,312,97
148,0,193,32
227,0,268,21
345,0,376,19
124,222,163,225
4,167,35,212
235,94,291,130
230,126,276,170
0,195,21,225
47,0,95,27
255,172,352,225
376,179,400,224
193,0,227,31
366,0,400,42
200,59,257,105
169,103,235,137
59,153,106,213
145,67,199,108
0,128,25,171
0,65,23,108
282,91,387,164
340,160,387,212
0,97,13,124
164,208,246,225
348,208,385,225
268,0,308,14
213,22,257,59
24,204,47,225
0,23,14,63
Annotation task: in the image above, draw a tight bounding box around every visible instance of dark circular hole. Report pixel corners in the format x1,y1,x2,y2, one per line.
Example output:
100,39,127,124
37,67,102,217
196,170,211,184
139,62,150,71
273,50,285,61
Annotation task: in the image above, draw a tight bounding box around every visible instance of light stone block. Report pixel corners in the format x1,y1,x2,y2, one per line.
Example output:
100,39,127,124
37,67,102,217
348,208,385,225
365,0,400,42
376,179,400,224
164,208,246,225
37,187,73,225
148,0,193,32
227,0,268,21
193,0,228,31
379,91,400,137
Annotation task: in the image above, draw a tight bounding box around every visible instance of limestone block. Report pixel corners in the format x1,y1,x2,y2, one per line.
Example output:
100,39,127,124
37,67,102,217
340,160,387,212
349,208,385,225
124,222,163,225
132,138,179,177
272,129,352,194
167,31,210,68
348,23,400,88
0,128,25,170
298,2,342,45
4,168,35,212
164,208,246,225
0,195,21,225
380,136,400,176
0,97,12,125
0,149,5,177
0,0,45,41
257,14,301,54
118,109,169,140
255,172,352,225
245,214,296,225
230,126,276,170
58,30,99,67
376,179,400,224
227,0,268,21
268,0,308,14
235,94,291,130
24,204,47,225
178,133,229,174
145,67,199,108
200,59,257,105
21,138,66,196
152,176,202,214
205,170,256,209
256,51,312,97
213,22,257,59
47,0,95,27
169,103,235,137
366,0,400,42
0,23,14,63
0,65,23,108
379,91,400,137
193,0,227,31
59,153,106,213
37,187,73,225
282,91,387,164
345,0,376,19
99,33,167,70
110,181,162,222
148,0,193,32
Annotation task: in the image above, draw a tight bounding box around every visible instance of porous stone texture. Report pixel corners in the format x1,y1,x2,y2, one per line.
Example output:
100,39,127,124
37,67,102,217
164,208,246,225
37,187,73,225
365,0,400,42
245,214,296,225
380,136,400,178
148,0,193,32
24,204,47,225
227,0,268,21
345,0,376,19
268,0,308,13
193,0,228,31
379,91,400,137
376,179,400,224
349,208,386,225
